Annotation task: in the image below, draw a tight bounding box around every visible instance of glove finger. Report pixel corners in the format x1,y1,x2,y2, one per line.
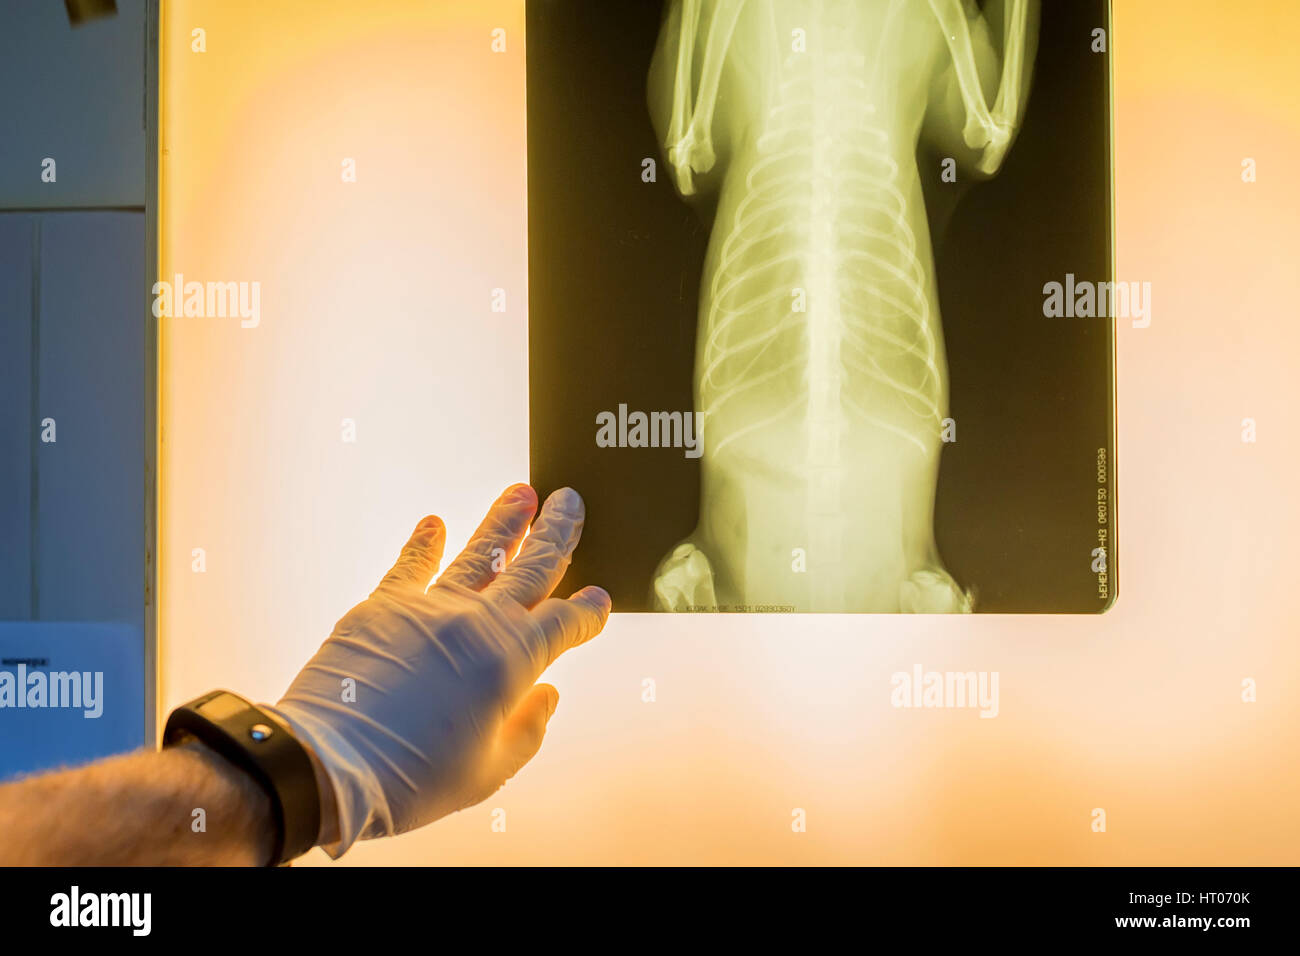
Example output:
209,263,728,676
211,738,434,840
487,487,584,609
490,683,559,784
525,587,611,673
436,484,537,591
373,515,447,595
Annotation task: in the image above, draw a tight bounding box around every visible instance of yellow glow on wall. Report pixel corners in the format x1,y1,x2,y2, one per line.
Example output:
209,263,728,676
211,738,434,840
160,0,1300,864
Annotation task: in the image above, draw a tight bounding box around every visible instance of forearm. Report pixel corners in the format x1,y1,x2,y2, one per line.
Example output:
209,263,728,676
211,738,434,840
0,487,603,865
0,741,274,866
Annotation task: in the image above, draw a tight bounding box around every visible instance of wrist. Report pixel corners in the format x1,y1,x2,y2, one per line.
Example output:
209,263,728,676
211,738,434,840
163,691,324,865
263,700,393,858
175,738,275,866
264,708,339,848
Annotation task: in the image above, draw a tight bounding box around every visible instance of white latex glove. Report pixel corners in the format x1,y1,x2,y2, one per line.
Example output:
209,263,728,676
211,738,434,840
265,484,611,858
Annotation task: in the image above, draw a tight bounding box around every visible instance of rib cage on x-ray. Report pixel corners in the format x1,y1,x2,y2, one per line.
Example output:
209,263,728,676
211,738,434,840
647,0,1038,612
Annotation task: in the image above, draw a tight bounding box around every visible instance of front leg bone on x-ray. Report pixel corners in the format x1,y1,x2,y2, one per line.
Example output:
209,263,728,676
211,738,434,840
928,0,1031,175
663,0,746,196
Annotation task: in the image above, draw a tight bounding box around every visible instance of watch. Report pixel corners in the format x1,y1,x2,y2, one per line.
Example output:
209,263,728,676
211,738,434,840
163,690,321,866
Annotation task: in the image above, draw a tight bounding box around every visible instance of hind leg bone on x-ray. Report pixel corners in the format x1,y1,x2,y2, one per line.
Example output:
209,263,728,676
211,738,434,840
647,0,1038,612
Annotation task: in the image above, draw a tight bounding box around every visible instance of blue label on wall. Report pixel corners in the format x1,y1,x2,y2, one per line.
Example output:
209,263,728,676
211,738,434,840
0,622,145,781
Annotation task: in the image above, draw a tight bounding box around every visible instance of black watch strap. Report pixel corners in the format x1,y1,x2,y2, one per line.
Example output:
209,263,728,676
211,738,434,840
163,690,321,866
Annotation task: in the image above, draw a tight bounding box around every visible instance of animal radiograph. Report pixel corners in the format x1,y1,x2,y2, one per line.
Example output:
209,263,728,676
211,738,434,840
647,0,1039,612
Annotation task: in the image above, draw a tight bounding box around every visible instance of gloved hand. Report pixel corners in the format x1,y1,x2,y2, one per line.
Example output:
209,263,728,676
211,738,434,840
265,484,611,858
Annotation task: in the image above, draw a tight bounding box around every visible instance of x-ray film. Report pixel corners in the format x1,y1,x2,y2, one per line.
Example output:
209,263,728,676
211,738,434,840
529,0,1116,613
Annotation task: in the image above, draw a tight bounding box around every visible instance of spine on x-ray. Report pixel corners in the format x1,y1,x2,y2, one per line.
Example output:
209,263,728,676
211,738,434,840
700,36,942,605
700,63,943,457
